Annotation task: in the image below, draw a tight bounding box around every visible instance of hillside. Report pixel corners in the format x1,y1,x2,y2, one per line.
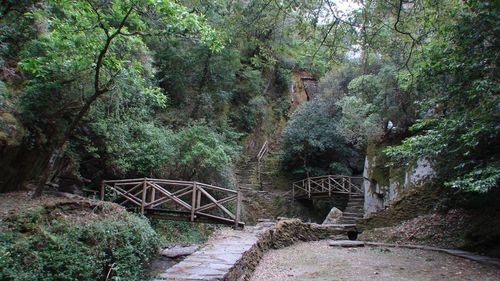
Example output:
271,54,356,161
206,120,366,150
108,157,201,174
0,0,499,280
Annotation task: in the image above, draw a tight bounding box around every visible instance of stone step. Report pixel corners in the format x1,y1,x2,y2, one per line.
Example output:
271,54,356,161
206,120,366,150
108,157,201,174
344,212,363,216
341,214,363,218
347,202,363,205
341,217,362,221
346,204,363,207
345,210,363,213
338,219,360,224
344,209,363,212
345,206,363,209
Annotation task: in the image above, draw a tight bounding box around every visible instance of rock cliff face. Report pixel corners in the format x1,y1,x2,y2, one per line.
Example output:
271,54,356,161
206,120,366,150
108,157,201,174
289,70,318,111
363,143,435,215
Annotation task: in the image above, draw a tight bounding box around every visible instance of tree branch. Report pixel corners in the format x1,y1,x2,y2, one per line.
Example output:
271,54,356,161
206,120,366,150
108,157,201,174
394,0,417,43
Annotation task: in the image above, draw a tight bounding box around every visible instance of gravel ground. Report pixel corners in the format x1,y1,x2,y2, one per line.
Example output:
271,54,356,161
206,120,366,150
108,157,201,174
250,241,500,281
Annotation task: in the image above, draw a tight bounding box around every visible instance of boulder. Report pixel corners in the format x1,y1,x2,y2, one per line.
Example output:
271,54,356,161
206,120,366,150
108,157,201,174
323,207,343,224
160,245,199,258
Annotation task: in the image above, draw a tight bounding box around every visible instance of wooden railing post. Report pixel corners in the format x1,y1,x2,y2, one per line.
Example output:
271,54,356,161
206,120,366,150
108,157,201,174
234,190,241,228
348,177,352,195
149,184,155,206
196,188,201,209
191,182,197,222
141,178,147,214
307,178,311,198
328,176,331,197
100,181,105,201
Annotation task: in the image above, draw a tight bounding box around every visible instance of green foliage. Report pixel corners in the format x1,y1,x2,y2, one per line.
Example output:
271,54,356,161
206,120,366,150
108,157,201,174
385,1,499,192
150,219,215,245
281,96,360,177
171,123,240,184
336,95,383,148
273,66,292,95
86,82,175,176
0,205,159,281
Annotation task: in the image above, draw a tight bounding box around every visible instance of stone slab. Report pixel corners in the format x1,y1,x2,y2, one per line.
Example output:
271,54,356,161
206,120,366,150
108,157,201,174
328,240,365,247
153,229,261,281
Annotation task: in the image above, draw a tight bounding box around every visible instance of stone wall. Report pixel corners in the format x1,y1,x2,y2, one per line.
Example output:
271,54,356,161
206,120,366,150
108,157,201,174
363,143,435,216
226,219,352,281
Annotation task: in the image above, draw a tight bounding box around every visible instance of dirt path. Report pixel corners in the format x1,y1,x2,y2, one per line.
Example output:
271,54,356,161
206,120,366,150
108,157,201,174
251,241,500,281
0,191,93,218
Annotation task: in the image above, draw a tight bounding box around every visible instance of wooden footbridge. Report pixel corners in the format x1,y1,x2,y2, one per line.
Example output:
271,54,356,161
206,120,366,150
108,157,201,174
101,178,243,227
292,175,363,199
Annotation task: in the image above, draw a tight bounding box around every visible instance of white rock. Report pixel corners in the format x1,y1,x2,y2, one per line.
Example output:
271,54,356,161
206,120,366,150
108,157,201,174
322,207,343,224
160,245,199,258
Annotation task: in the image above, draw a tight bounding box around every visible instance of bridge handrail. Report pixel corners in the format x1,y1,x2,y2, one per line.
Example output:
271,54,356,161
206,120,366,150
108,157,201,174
292,175,364,199
256,140,269,187
101,178,242,227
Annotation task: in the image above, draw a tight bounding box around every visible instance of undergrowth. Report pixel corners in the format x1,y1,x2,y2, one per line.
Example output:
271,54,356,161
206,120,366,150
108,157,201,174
150,219,217,246
0,203,160,281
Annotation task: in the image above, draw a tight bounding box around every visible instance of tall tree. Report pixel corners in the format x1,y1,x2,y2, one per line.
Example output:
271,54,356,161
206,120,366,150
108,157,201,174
17,0,222,196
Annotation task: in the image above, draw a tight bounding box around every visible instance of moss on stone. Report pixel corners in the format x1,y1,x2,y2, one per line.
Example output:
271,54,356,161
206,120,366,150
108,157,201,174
358,182,446,232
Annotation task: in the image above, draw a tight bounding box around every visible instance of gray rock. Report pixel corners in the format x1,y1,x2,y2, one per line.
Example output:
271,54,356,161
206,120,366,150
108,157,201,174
322,207,343,224
160,245,199,258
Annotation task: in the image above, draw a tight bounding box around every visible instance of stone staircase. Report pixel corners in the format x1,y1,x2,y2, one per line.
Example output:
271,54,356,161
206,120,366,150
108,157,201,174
235,156,277,223
235,156,258,191
338,195,365,224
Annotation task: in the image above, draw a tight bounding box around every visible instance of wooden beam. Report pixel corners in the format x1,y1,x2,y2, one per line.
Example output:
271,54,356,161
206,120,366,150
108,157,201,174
234,191,241,228
195,195,237,212
100,181,105,201
191,183,197,222
141,178,147,214
112,185,142,205
196,188,201,209
195,182,237,194
118,183,144,205
148,186,192,208
148,181,192,210
197,186,235,220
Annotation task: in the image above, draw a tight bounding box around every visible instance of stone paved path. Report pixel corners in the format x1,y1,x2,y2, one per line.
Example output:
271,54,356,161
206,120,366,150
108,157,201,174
153,223,273,281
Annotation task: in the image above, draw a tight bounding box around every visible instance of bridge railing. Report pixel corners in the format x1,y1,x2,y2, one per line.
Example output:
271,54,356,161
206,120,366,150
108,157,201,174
101,178,243,227
256,140,269,187
292,175,363,199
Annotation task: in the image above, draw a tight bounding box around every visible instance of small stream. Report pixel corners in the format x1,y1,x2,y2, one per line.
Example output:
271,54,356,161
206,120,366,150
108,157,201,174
147,244,200,279
148,255,183,278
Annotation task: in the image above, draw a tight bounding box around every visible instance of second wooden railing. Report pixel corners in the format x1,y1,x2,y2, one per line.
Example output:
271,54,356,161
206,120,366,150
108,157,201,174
292,175,363,199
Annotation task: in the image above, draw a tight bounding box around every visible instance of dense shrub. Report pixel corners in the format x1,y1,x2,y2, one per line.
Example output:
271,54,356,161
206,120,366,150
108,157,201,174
281,96,361,178
0,204,159,281
150,219,216,246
